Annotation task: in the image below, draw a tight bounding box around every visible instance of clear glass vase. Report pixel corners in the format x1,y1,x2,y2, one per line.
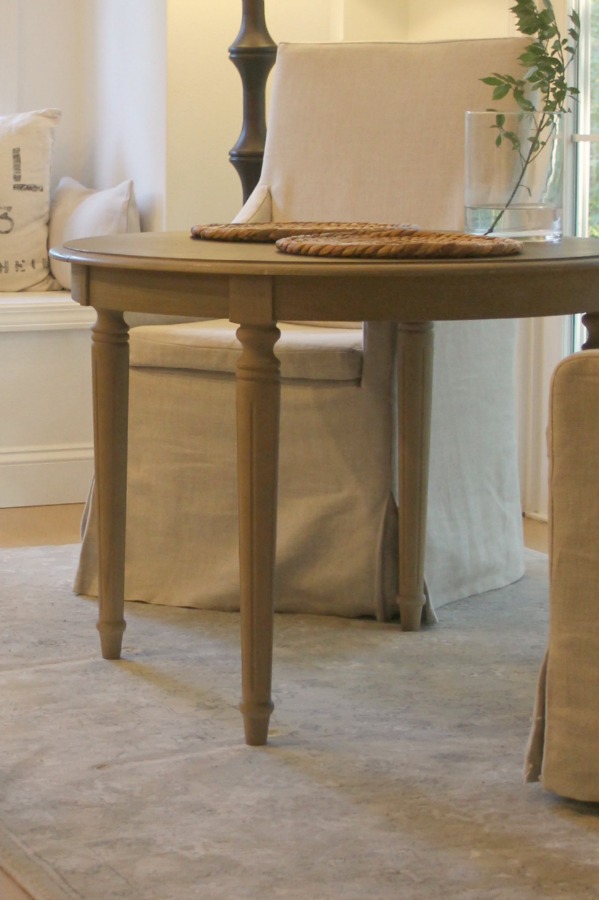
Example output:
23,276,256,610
465,111,564,242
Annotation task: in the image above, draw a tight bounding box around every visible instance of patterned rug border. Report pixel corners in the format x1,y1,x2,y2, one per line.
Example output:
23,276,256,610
0,821,82,900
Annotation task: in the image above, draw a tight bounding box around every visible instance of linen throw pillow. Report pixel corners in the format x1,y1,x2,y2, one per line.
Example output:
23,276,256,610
0,108,61,291
49,177,141,289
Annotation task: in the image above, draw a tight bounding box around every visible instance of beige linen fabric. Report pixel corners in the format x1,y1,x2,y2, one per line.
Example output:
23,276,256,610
0,109,61,292
246,41,521,229
77,321,400,619
129,320,363,381
49,177,140,289
525,352,599,801
76,40,526,619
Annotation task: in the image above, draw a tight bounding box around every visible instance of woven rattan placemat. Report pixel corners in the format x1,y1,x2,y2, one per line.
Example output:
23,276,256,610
191,222,417,243
276,229,523,259
191,222,523,258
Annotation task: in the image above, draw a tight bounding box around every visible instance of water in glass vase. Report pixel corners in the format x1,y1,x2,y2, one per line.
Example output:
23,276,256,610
465,204,562,242
464,111,564,243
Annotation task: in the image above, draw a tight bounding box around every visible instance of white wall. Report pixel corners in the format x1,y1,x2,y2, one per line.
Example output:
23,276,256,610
86,0,168,231
341,0,408,40
407,0,516,40
0,0,92,191
0,0,19,113
406,0,567,39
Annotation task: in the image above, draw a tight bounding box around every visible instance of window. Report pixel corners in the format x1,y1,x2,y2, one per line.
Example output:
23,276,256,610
572,0,599,347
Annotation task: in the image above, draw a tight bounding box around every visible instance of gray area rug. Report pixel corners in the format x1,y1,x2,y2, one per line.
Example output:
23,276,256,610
1,544,598,899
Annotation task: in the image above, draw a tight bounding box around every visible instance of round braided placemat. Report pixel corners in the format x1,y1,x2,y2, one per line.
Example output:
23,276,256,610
275,229,523,259
191,222,417,242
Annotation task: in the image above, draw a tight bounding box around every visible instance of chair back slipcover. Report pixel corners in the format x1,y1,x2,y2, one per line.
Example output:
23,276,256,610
240,40,525,229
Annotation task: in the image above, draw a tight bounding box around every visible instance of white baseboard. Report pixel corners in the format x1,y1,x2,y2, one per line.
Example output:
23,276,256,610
0,444,94,507
1,292,95,507
0,292,96,332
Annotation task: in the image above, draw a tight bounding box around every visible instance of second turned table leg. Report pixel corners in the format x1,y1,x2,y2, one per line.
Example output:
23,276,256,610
92,309,129,660
235,322,281,745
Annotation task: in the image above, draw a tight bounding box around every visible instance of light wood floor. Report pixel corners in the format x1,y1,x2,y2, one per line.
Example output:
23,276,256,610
521,516,549,554
0,503,84,548
0,503,549,552
0,871,35,900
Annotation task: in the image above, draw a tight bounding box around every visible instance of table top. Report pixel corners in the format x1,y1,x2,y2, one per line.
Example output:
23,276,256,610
52,231,599,322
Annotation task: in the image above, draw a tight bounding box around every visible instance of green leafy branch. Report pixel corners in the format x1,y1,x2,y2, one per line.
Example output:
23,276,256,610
481,0,580,235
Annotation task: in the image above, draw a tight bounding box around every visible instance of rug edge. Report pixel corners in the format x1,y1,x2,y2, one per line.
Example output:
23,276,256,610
0,822,82,900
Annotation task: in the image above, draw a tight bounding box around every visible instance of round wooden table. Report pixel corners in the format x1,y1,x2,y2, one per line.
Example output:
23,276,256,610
52,232,599,745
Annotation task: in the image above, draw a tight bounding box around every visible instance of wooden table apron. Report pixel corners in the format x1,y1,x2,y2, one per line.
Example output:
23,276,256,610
52,233,599,746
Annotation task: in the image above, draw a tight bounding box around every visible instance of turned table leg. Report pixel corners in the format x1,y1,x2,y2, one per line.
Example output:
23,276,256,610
235,322,281,745
396,321,434,631
92,309,129,659
582,312,599,350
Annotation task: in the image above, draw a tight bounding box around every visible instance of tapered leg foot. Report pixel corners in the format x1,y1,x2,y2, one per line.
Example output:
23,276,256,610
397,597,427,632
240,700,275,746
97,619,127,660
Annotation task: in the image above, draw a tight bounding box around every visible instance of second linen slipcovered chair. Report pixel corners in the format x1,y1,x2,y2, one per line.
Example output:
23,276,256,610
75,39,526,620
525,350,599,801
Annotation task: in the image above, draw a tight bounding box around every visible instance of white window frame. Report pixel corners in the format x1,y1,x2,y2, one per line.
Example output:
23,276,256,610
571,0,597,349
518,0,580,521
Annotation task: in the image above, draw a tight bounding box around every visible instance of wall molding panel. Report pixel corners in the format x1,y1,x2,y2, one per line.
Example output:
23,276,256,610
0,443,93,507
0,294,96,333
0,294,94,508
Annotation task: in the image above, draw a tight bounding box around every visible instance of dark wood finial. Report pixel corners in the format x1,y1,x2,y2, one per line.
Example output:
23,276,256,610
229,0,277,202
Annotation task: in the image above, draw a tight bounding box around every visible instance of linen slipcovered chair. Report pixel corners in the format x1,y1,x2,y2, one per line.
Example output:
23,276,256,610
525,350,599,801
75,39,526,620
